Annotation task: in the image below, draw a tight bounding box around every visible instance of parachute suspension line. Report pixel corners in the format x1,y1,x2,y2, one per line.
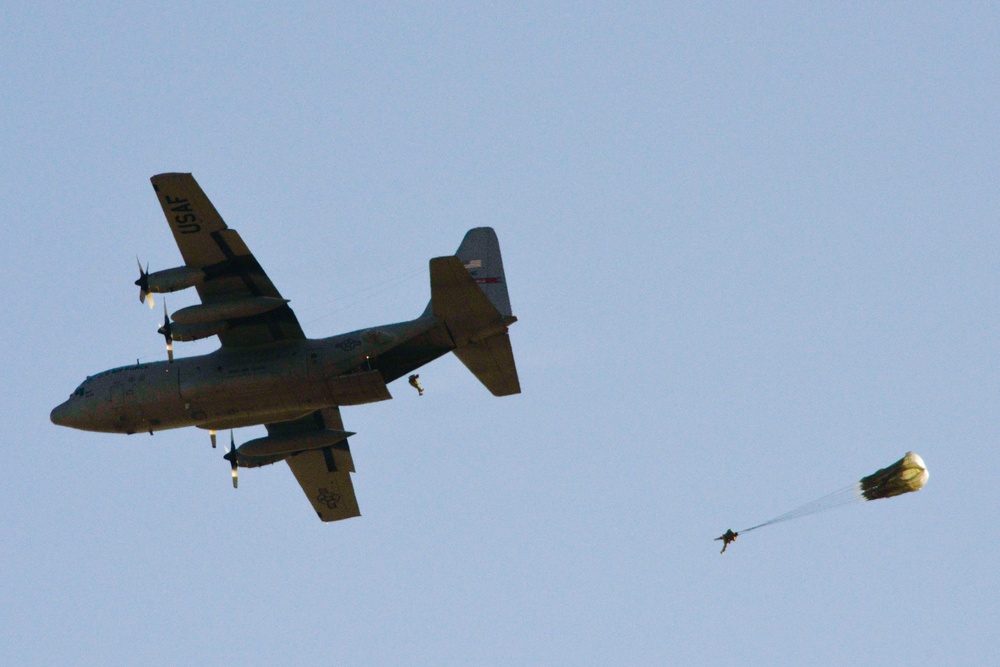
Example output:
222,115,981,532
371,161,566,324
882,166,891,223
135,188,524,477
718,454,928,550
300,268,424,328
739,483,863,534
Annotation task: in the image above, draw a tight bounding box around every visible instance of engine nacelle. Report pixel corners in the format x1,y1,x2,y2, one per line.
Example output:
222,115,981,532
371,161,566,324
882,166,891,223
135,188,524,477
171,296,289,325
239,429,354,458
168,321,229,342
235,429,355,467
146,266,205,294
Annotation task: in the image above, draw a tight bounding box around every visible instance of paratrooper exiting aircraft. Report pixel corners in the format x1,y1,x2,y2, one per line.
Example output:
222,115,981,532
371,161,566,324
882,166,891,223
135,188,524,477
50,173,520,521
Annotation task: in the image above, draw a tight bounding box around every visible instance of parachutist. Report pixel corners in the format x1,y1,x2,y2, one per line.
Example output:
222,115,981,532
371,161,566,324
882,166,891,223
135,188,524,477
715,529,738,554
408,374,424,396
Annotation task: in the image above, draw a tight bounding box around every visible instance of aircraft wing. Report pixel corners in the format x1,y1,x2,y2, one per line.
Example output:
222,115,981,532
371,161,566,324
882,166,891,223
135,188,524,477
270,407,362,522
150,172,305,347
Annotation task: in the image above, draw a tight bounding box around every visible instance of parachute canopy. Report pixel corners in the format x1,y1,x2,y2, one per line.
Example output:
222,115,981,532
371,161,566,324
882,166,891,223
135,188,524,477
859,451,929,501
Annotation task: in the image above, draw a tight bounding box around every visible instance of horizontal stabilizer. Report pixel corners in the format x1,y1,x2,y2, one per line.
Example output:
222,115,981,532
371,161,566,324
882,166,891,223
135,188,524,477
430,256,508,346
453,331,521,396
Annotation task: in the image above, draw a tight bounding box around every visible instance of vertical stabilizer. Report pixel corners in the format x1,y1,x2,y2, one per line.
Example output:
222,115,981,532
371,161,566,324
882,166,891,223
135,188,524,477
454,227,512,317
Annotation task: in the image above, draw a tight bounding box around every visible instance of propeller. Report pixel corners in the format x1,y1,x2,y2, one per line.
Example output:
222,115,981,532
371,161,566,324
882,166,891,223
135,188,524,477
135,258,154,309
210,430,217,449
156,301,174,363
223,431,239,488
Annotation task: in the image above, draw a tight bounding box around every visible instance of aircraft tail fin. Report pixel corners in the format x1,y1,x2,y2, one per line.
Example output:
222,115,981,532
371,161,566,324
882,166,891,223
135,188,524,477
421,228,512,316
425,228,520,396
454,227,512,317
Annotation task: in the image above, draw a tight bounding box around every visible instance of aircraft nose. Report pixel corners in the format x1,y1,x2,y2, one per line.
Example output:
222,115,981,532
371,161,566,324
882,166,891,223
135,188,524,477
50,401,72,427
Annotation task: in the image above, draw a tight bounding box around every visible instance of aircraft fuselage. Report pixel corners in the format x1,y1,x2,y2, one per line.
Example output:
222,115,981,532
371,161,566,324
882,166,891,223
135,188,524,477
51,317,443,435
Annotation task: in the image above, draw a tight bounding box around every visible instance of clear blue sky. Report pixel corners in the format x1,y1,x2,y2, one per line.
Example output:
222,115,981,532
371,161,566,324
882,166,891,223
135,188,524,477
3,4,997,665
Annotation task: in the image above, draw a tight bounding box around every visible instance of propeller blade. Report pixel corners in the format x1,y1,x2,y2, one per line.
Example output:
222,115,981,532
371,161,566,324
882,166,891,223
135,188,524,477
158,301,174,363
136,258,151,306
229,431,238,488
210,430,217,449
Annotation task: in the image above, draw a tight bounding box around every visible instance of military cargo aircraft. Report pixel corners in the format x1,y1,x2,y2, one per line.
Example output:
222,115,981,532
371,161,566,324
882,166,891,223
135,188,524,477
50,173,520,521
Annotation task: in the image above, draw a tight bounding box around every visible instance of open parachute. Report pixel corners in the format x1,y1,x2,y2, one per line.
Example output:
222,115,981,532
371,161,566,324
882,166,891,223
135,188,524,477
716,452,929,553
859,452,930,500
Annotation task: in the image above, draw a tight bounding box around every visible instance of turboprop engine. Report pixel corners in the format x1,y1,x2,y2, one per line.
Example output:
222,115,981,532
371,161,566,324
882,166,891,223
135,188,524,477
235,429,355,462
161,320,229,342
171,296,289,325
223,429,354,487
136,262,205,306
155,296,288,360
155,296,287,361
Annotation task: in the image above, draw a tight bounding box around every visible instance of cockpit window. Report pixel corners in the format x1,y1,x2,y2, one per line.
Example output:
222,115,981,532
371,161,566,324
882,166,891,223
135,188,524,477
73,385,86,397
